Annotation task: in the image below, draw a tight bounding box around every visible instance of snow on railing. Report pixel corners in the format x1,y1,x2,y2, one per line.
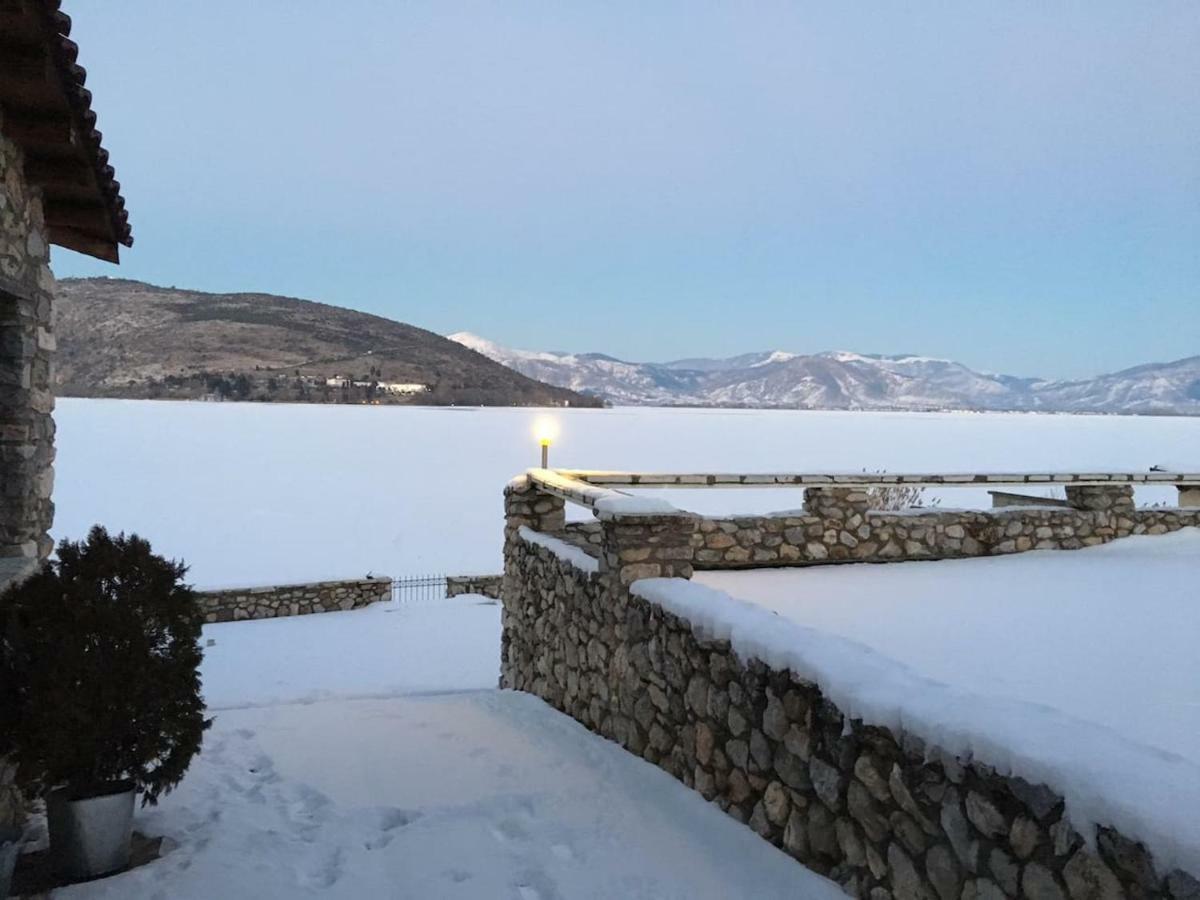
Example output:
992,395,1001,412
556,469,1200,488
528,468,1200,520
526,468,684,518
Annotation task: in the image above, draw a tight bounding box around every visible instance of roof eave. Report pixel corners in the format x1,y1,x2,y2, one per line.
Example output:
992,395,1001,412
0,0,132,262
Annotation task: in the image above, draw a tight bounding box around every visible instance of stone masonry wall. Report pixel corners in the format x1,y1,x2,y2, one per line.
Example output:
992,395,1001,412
445,574,503,599
516,483,1200,574
501,532,1199,900
196,577,392,623
692,487,1200,568
0,123,57,582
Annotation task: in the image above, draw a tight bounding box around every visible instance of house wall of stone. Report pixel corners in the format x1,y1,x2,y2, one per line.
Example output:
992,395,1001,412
501,531,1199,900
693,488,1200,568
0,123,57,582
196,577,392,623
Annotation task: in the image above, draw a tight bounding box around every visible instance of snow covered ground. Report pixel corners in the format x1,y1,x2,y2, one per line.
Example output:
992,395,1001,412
52,399,1200,587
201,594,503,710
44,397,1200,890
62,596,843,900
696,531,1200,763
688,531,1200,875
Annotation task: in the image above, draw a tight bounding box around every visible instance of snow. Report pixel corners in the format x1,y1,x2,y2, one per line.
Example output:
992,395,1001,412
44,400,1200,889
202,595,503,710
752,350,798,367
518,526,598,574
53,400,1200,587
652,531,1200,875
593,494,681,518
448,330,573,366
60,595,842,900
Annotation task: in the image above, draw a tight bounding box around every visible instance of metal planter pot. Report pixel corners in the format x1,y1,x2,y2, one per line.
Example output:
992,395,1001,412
46,782,135,881
0,824,22,898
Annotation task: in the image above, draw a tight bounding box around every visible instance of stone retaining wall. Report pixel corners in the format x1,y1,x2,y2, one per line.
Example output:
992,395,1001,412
1,125,57,577
445,574,503,599
501,531,1199,900
517,482,1200,574
197,577,391,623
692,487,1200,568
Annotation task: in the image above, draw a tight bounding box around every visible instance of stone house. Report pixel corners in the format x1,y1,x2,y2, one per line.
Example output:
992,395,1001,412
1,0,132,590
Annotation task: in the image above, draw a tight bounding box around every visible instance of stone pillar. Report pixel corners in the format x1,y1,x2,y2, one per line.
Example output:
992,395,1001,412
1,126,57,583
1064,485,1134,513
501,477,566,636
1178,486,1200,508
803,486,872,520
803,487,873,560
599,514,696,587
503,476,566,543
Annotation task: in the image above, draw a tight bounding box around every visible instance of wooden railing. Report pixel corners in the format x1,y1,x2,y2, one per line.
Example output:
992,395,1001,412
526,467,1200,515
555,469,1200,488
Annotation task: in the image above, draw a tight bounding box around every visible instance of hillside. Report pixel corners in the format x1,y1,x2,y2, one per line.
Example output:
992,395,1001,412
53,279,601,408
449,332,1200,415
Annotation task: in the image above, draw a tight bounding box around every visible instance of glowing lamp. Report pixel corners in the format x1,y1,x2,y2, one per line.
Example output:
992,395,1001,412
533,417,559,468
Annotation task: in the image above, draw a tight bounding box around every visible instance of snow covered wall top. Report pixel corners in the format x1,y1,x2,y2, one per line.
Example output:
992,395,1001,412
632,571,1200,880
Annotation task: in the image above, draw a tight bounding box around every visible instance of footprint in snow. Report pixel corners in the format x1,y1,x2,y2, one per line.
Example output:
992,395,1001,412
364,807,421,849
514,869,562,900
490,818,530,843
297,847,344,889
377,807,420,831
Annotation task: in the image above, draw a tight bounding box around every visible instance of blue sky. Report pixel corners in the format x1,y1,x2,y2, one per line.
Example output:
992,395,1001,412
57,1,1198,378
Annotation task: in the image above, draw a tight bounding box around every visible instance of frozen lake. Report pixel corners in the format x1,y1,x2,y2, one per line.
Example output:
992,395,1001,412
53,399,1200,587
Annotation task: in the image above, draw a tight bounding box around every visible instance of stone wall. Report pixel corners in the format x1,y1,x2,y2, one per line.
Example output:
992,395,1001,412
512,481,1200,575
196,577,392,623
501,531,1199,900
562,519,605,549
0,123,57,582
692,487,1200,569
445,574,503,599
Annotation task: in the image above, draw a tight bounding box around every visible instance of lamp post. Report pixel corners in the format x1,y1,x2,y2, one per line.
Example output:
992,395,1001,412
533,417,558,469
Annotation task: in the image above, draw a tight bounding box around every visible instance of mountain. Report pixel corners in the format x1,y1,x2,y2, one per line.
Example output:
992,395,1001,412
447,332,705,405
448,333,1200,415
53,279,601,408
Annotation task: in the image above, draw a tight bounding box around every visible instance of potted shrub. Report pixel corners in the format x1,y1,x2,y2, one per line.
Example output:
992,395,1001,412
0,760,24,897
0,527,210,881
0,586,29,896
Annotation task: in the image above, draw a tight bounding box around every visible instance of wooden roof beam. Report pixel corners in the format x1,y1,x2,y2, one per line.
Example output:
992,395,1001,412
0,110,73,146
42,199,112,235
0,41,53,86
45,225,119,263
24,153,95,190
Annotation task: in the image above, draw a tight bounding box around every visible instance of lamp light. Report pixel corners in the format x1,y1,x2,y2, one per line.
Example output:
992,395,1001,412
533,417,559,468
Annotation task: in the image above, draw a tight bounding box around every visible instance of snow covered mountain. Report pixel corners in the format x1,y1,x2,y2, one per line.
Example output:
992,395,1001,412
448,332,1200,414
447,332,708,405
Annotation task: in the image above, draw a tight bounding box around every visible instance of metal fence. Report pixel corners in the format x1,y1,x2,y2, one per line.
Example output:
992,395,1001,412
391,574,447,604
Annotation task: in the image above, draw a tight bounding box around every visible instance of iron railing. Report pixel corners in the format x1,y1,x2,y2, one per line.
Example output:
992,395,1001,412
391,574,447,604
